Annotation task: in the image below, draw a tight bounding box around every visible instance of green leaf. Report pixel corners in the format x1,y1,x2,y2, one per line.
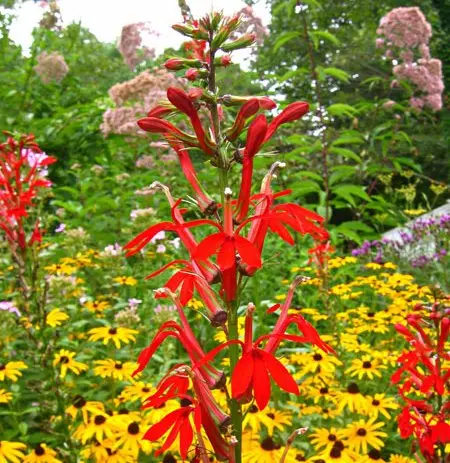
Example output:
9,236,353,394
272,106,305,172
329,165,357,186
327,104,357,118
293,171,324,182
323,67,350,83
309,30,340,50
291,180,322,197
334,184,371,206
329,147,362,163
332,131,365,146
273,32,302,53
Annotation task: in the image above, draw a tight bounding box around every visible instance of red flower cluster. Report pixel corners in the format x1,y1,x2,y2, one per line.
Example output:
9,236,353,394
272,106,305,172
125,12,331,461
0,134,55,250
392,301,450,461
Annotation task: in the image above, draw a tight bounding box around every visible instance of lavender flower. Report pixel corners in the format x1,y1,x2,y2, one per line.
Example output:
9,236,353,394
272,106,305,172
0,301,21,317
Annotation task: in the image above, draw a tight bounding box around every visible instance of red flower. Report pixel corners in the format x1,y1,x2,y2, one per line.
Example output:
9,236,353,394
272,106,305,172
264,101,309,142
143,399,201,459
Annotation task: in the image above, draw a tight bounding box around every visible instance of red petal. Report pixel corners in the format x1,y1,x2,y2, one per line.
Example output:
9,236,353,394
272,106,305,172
260,350,299,395
217,239,236,270
195,232,226,260
179,413,194,459
143,408,185,441
234,236,262,268
231,353,254,398
252,351,271,410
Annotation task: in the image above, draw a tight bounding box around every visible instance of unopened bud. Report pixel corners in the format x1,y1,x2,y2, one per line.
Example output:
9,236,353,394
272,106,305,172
164,57,203,71
188,87,204,100
172,23,195,37
219,55,232,67
185,68,200,81
221,33,256,52
224,187,233,197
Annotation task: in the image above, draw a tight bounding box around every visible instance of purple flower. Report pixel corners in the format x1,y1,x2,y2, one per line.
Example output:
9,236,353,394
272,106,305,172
0,301,21,317
55,223,66,233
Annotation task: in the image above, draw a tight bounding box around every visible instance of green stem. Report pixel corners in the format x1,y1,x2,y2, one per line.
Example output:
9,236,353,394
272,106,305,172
227,302,242,463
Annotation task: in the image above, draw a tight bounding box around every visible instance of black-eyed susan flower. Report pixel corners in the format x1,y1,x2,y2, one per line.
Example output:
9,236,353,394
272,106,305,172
0,388,12,404
93,360,137,381
361,449,387,461
117,382,154,404
314,441,359,463
309,427,346,451
263,408,292,434
342,417,387,454
45,308,69,327
73,413,125,444
84,300,111,313
388,455,415,463
23,444,62,463
242,435,298,463
0,441,26,462
345,356,387,380
80,441,135,463
44,263,76,275
336,383,367,414
364,394,399,419
242,404,274,433
65,395,104,423
88,326,138,348
0,361,27,382
53,350,88,379
113,276,137,286
293,348,342,376
112,417,153,456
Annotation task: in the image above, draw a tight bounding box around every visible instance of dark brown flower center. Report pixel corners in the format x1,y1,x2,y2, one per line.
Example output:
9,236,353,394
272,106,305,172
296,455,306,461
328,434,337,442
108,328,117,335
357,428,367,436
313,353,323,361
73,395,86,408
267,413,275,419
142,387,150,393
128,422,140,435
362,361,372,369
369,449,381,460
249,404,259,413
261,437,281,451
94,415,106,425
163,454,177,463
0,364,5,371
347,383,360,394
180,397,192,407
35,444,45,456
330,447,341,458
372,399,380,406
114,363,123,370
59,356,69,364
367,312,375,317
320,387,328,394
333,441,345,451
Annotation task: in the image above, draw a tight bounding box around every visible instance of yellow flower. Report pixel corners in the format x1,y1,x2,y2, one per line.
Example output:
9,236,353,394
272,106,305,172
113,276,137,286
335,383,368,414
342,417,387,454
314,445,359,463
388,455,415,463
53,350,88,379
309,427,346,451
364,394,399,420
112,416,153,456
73,413,126,444
274,294,286,301
46,309,69,327
293,348,343,376
65,395,104,423
263,408,292,434
345,356,387,380
0,361,27,382
242,404,275,434
404,208,426,216
93,360,137,381
83,300,111,313
88,326,138,349
0,441,26,462
187,298,204,310
23,444,62,463
44,263,77,275
118,382,154,403
242,435,298,463
0,388,12,404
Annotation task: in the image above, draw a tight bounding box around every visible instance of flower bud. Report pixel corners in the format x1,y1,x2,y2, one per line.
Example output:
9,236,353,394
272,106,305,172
164,57,203,71
185,68,200,81
221,33,256,52
172,23,195,37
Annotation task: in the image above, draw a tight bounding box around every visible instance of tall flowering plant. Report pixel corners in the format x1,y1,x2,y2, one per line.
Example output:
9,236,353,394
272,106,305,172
125,13,331,462
392,299,450,462
0,133,56,312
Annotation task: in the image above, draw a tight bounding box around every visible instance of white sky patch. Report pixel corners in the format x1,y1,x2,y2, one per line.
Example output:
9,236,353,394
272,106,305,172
8,0,270,60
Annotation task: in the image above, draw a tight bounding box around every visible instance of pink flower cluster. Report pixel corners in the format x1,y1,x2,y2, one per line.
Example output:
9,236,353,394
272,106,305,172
376,7,444,112
118,22,156,70
100,69,184,137
34,51,69,84
234,6,268,46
